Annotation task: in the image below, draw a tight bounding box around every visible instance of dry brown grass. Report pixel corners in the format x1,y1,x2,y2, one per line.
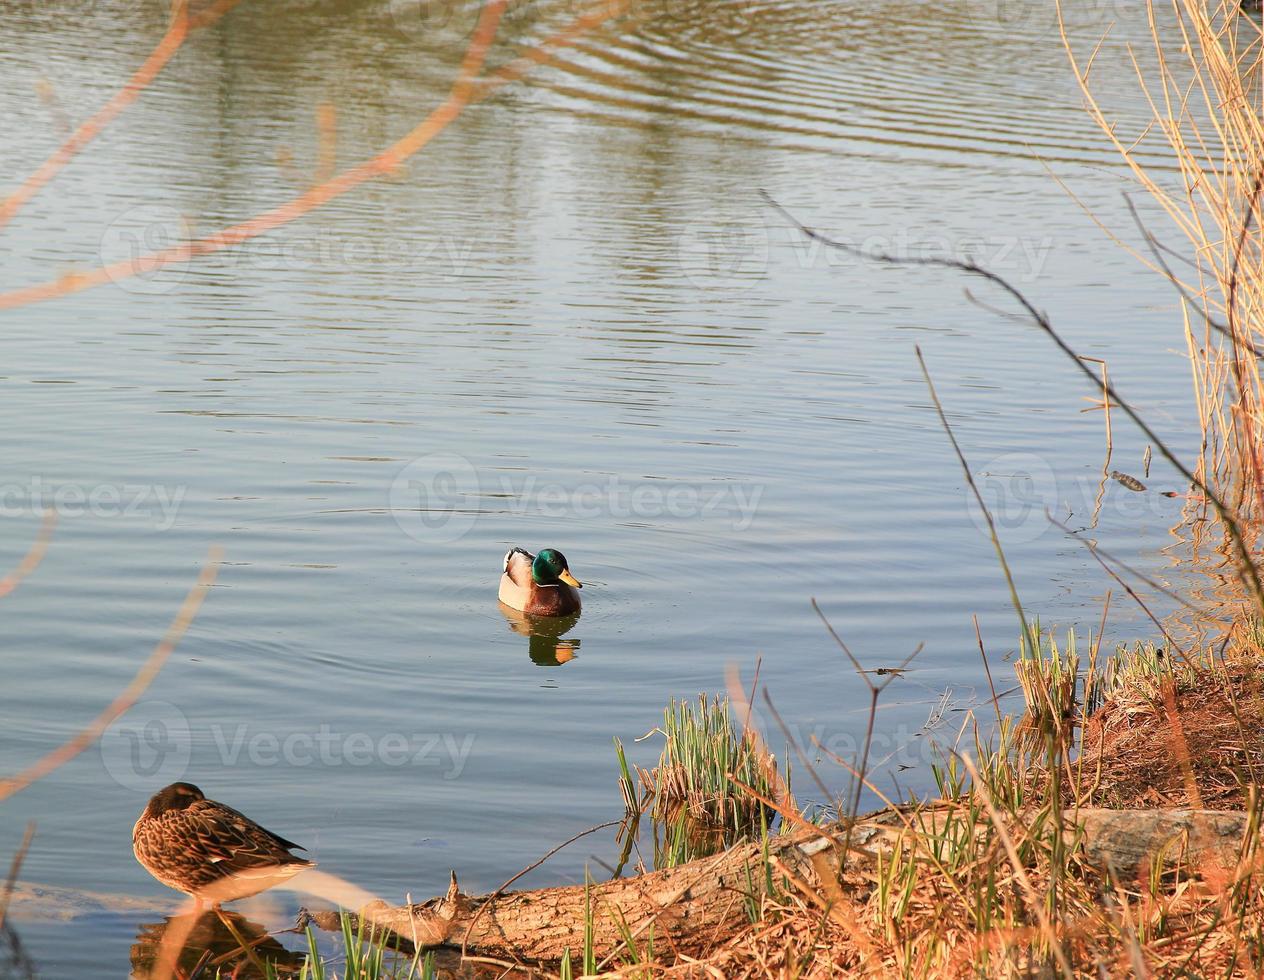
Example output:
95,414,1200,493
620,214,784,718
1082,643,1264,808
609,637,1264,979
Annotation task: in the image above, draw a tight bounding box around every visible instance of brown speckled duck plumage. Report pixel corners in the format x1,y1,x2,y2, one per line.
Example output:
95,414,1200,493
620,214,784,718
133,782,313,905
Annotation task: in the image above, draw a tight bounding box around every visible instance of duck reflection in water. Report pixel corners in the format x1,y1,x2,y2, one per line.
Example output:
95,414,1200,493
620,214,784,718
498,603,582,666
131,908,305,978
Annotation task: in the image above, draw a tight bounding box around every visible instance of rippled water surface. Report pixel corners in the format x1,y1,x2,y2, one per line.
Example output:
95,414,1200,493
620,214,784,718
0,1,1205,974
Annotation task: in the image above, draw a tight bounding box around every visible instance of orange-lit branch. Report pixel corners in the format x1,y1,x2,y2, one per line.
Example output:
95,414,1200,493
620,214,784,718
0,547,222,803
474,0,629,96
0,510,56,600
0,0,240,235
0,0,628,311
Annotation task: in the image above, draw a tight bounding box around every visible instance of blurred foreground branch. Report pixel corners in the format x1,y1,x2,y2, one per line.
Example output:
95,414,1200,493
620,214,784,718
0,546,222,802
0,0,241,235
0,511,55,601
0,0,627,310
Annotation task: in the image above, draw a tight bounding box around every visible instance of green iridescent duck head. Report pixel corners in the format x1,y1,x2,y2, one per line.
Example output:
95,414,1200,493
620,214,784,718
531,548,582,589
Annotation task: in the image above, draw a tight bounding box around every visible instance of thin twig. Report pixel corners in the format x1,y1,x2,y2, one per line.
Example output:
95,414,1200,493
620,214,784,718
1222,165,1264,513
725,663,796,823
1048,514,1191,661
974,615,1003,731
1121,194,1252,353
811,599,921,873
914,344,1031,650
1048,510,1225,625
957,751,1075,979
762,190,1264,616
759,690,838,811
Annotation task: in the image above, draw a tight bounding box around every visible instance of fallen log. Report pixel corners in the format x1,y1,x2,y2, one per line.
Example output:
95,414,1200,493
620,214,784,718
1074,807,1250,872
301,808,1252,965
302,826,842,963
303,840,803,961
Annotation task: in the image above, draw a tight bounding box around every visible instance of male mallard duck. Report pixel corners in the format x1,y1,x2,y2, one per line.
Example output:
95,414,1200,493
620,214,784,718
133,782,313,906
498,547,582,617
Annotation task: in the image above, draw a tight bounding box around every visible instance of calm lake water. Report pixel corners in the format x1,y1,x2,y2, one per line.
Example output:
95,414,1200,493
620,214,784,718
0,1,1206,974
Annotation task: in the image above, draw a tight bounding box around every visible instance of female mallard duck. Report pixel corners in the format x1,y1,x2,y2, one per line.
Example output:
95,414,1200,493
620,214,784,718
133,782,313,906
498,547,582,617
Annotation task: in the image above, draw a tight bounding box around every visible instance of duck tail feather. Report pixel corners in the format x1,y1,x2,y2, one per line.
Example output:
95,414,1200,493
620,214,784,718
503,547,533,572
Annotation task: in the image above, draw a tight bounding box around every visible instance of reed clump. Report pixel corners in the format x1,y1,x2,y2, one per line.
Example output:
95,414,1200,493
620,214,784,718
1014,626,1090,753
619,695,783,869
265,914,435,980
